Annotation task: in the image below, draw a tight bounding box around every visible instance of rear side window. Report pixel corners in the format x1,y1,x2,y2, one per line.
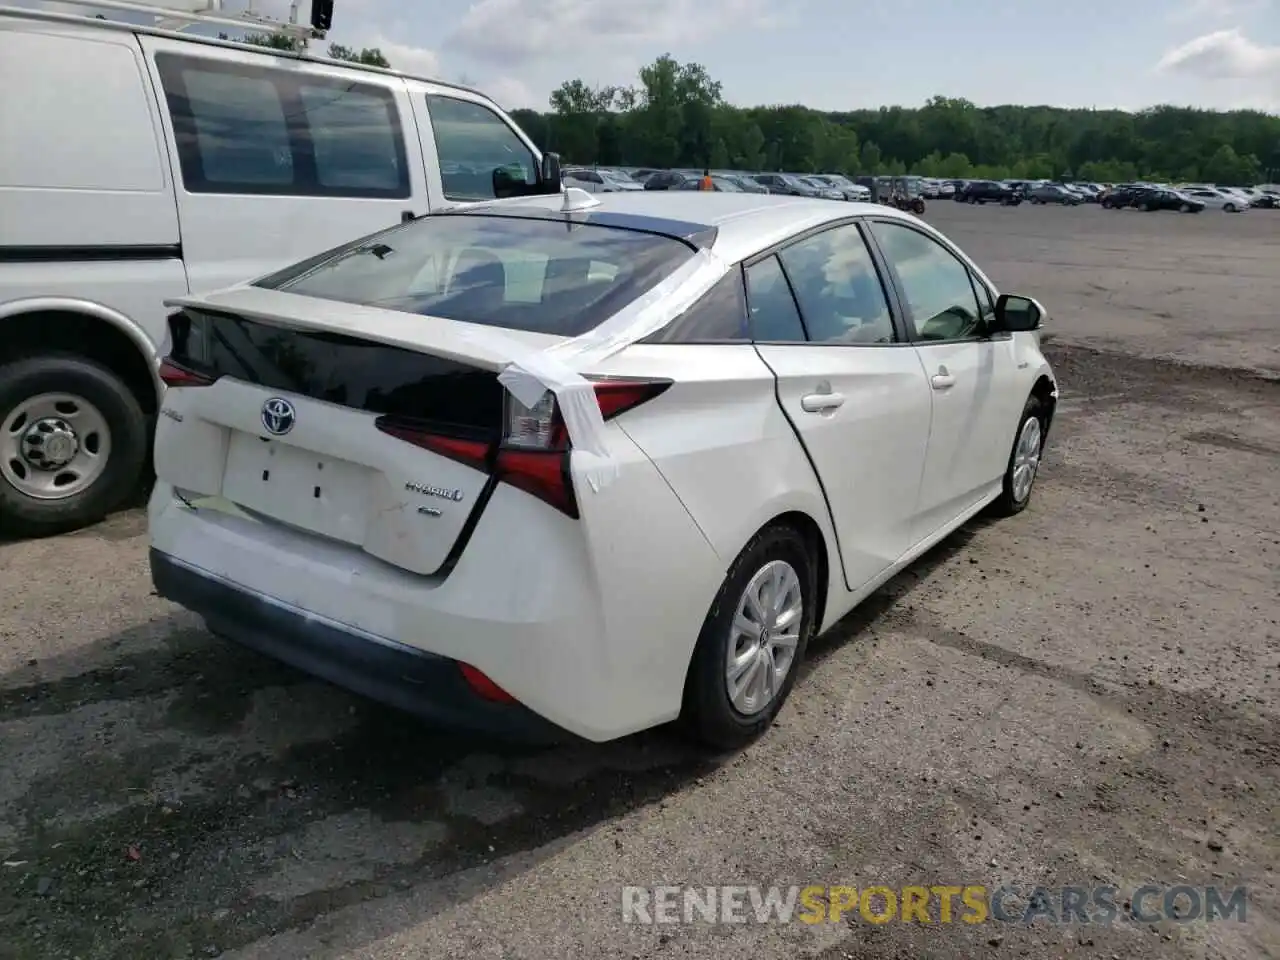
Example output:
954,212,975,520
745,255,806,342
256,213,694,337
642,269,749,343
155,53,409,198
425,95,537,202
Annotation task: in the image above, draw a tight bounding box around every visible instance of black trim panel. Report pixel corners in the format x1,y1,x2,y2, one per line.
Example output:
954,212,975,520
0,244,182,263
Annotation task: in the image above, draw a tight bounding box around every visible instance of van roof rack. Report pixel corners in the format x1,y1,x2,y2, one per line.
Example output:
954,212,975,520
41,0,329,42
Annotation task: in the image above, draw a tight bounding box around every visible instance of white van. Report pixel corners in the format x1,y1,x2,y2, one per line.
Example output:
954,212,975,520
0,1,563,536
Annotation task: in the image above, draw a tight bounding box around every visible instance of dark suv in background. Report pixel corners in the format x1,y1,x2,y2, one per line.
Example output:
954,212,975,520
1100,185,1147,209
956,180,1021,205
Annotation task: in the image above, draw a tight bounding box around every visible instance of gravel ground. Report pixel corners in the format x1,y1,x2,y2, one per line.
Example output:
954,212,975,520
0,203,1277,960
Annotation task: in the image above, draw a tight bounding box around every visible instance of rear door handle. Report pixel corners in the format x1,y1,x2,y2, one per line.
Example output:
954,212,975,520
800,392,845,413
931,374,955,390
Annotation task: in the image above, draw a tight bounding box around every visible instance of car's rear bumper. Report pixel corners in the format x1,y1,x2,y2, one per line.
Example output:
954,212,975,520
151,548,573,744
146,428,722,743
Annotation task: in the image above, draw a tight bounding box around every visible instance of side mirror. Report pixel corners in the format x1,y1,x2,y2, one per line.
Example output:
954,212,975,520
994,294,1045,333
540,152,562,193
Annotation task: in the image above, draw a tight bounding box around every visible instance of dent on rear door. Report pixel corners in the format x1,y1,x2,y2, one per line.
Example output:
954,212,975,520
593,344,834,570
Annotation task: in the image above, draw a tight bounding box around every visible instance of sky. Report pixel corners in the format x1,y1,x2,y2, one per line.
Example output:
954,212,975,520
21,0,1280,113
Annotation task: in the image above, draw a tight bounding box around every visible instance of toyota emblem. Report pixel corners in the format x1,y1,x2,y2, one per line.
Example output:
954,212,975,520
261,397,296,435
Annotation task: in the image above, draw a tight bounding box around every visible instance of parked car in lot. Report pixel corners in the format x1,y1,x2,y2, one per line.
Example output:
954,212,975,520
1132,188,1204,213
752,173,823,197
957,180,1021,205
813,174,871,201
1100,186,1146,209
1179,187,1249,212
1027,184,1081,206
798,177,845,201
674,174,744,192
149,192,1057,747
718,173,770,194
0,1,564,537
563,168,644,193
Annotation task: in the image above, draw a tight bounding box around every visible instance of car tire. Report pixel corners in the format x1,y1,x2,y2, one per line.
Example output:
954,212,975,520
990,395,1046,519
1224,203,1236,212
681,523,816,750
1181,203,1191,213
0,355,149,537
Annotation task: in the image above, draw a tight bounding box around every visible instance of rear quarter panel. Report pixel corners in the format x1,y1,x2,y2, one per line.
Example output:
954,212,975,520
589,344,844,631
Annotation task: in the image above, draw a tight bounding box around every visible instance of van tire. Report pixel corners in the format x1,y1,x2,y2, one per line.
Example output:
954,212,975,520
0,355,149,537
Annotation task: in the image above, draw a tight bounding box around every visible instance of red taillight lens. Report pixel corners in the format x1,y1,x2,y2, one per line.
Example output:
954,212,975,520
158,358,217,387
495,447,575,516
376,377,670,518
458,662,516,703
376,422,490,472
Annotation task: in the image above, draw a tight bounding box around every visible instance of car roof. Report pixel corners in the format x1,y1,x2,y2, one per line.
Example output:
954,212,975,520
468,192,914,263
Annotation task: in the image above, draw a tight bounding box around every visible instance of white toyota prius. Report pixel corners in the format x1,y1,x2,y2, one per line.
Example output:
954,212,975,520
148,190,1057,748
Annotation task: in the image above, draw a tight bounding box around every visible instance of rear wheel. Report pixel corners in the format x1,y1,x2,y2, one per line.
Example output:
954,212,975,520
0,355,148,537
1224,202,1237,212
681,524,815,750
991,396,1046,518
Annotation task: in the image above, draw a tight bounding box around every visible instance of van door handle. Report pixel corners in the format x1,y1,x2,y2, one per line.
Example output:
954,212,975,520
800,392,845,412
931,373,955,390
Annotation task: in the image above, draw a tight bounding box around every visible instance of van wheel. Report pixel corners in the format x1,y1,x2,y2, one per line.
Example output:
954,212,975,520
991,396,1046,518
681,524,815,750
0,355,148,537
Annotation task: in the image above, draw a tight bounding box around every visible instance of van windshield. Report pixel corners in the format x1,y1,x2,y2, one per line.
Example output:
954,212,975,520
257,214,694,337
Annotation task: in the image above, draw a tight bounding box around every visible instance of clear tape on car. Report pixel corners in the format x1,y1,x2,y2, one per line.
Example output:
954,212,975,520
461,246,729,492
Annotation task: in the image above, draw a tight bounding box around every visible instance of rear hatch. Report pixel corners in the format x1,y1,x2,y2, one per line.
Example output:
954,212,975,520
156,302,512,576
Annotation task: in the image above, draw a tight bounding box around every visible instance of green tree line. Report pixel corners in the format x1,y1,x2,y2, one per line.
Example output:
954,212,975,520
510,54,1280,186
220,31,390,68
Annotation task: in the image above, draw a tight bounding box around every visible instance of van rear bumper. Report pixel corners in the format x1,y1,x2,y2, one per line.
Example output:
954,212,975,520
150,548,572,745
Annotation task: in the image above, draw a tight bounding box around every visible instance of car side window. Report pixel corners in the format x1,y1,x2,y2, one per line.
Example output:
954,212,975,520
972,273,996,327
425,94,537,201
869,221,984,342
642,269,750,343
745,256,807,342
155,53,409,198
777,223,895,344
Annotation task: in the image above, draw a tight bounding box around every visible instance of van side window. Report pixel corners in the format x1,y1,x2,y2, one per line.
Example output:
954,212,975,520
155,53,409,199
424,95,537,201
174,68,293,188
296,83,405,193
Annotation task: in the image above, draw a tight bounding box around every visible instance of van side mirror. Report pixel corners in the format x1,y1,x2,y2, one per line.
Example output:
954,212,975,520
993,293,1045,333
540,152,562,193
492,152,563,199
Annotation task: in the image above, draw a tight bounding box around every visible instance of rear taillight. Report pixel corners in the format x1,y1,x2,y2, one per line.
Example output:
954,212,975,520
158,358,218,388
160,310,219,387
376,377,670,518
458,662,516,703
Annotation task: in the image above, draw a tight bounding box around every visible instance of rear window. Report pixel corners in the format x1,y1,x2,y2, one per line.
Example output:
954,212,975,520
256,214,695,337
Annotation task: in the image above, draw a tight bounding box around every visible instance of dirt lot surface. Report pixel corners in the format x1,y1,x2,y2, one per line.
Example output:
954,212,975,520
1,204,1277,960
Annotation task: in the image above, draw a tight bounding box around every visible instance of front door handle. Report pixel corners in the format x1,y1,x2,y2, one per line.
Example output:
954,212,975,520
800,392,846,413
931,373,955,390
